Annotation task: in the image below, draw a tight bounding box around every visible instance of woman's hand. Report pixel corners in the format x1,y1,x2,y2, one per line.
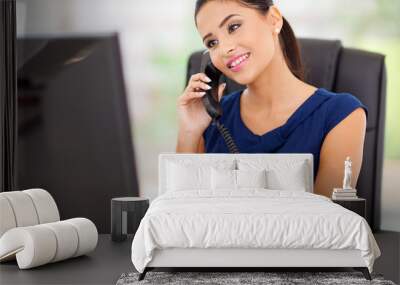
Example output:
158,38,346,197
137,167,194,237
177,73,226,136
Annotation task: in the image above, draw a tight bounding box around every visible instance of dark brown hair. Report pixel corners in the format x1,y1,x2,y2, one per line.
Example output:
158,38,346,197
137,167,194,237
194,0,305,81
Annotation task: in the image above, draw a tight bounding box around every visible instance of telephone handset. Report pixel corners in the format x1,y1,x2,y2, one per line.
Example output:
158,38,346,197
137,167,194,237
200,50,223,120
199,50,240,153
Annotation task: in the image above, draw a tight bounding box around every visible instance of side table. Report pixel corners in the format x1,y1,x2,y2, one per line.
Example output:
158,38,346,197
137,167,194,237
332,197,366,218
111,197,149,242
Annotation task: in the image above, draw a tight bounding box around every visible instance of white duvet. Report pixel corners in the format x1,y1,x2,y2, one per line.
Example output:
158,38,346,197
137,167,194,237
131,189,381,273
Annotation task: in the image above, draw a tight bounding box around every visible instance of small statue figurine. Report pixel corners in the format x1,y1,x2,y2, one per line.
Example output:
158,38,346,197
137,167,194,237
342,156,352,190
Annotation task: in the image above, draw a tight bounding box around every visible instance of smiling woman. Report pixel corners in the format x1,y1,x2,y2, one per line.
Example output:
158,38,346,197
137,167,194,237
176,0,368,199
196,0,304,81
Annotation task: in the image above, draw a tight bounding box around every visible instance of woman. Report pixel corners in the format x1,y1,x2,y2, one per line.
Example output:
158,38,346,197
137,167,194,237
176,0,368,198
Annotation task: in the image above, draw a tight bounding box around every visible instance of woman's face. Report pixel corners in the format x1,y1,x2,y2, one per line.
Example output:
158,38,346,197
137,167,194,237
196,0,282,85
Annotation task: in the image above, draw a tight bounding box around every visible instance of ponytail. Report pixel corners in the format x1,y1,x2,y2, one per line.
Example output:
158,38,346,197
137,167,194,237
279,16,305,80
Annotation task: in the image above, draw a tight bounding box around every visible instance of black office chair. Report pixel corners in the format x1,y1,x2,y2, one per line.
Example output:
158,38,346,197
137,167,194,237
185,38,387,231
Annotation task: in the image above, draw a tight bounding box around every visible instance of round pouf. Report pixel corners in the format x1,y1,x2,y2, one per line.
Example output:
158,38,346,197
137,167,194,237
111,197,149,242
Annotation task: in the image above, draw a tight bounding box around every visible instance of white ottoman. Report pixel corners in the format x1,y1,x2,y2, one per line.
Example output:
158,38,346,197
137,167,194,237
0,189,98,269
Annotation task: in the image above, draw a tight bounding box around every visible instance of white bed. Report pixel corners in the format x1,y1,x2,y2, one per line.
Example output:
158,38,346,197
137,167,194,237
131,153,381,281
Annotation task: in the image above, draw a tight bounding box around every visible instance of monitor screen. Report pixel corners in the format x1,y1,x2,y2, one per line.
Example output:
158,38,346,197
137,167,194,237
17,33,139,233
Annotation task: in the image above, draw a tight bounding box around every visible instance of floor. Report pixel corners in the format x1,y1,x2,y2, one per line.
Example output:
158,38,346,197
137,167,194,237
0,235,135,285
0,232,399,285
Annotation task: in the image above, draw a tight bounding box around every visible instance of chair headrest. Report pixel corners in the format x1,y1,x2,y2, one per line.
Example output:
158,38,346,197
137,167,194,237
298,38,342,89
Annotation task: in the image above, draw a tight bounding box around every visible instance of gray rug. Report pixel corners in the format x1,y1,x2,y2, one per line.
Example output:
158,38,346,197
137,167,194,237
116,271,396,285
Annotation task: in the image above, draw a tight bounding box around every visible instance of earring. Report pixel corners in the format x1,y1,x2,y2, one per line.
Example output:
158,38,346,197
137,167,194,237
275,28,280,34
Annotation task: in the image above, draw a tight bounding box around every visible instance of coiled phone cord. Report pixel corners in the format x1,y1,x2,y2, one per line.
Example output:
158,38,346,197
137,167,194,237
212,118,240,154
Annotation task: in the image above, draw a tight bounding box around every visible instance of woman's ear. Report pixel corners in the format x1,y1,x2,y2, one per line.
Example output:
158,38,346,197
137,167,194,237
268,5,283,33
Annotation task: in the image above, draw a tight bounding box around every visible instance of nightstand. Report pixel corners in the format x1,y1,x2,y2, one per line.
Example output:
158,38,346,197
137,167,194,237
111,197,149,242
332,197,366,218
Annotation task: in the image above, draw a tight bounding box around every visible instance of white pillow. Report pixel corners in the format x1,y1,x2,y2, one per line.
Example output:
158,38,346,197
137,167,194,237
211,168,236,190
266,163,307,191
167,161,210,191
211,168,267,190
166,159,236,192
237,159,309,192
236,169,267,188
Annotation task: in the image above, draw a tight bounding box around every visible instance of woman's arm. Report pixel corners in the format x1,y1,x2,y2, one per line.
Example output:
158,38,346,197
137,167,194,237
314,107,367,198
176,130,205,153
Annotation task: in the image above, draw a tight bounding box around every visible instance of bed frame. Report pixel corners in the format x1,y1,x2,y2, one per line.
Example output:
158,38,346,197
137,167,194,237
140,248,371,280
138,153,372,281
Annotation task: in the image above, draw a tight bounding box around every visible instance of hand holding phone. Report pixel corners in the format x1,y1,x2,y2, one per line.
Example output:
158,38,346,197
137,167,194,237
177,71,226,137
198,50,239,153
177,50,238,153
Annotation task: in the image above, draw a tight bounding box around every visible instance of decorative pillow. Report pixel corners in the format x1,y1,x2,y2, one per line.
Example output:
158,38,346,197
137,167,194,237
266,163,307,191
236,169,267,189
211,168,236,190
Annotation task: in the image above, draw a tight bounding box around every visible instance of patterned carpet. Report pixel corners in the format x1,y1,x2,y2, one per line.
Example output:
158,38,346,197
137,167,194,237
116,271,397,285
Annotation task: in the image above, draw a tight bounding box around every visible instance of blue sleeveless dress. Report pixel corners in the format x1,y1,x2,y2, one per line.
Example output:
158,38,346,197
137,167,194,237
202,88,368,181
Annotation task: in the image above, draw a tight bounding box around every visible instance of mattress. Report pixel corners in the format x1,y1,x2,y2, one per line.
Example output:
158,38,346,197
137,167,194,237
131,189,380,273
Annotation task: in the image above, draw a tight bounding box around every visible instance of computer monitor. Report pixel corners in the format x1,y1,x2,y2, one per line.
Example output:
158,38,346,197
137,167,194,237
17,33,139,233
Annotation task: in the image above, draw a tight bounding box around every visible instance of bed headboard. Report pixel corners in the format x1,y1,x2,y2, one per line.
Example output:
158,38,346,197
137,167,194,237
158,153,314,195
